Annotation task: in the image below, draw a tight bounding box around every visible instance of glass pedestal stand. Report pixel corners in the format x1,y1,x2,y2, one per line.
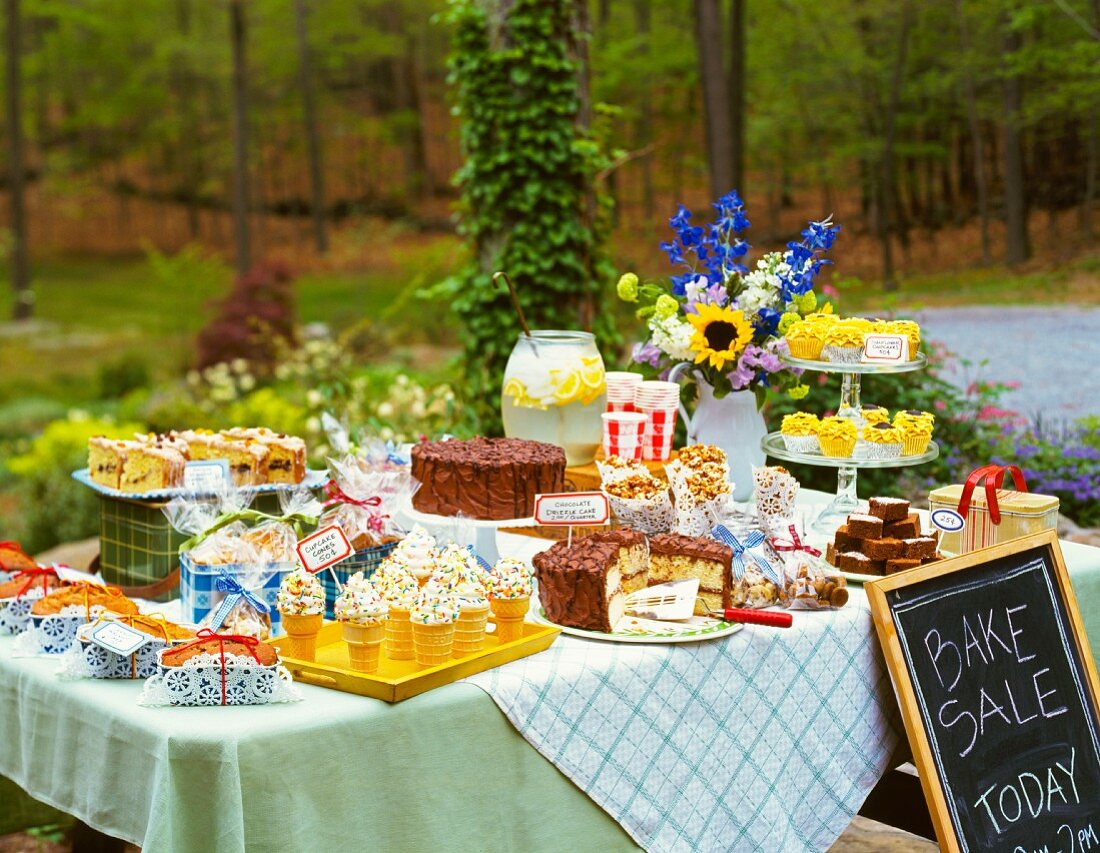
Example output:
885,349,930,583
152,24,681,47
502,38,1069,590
759,353,938,534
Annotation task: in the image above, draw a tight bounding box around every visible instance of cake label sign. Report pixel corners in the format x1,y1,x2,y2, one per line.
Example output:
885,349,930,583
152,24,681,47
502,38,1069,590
87,621,152,657
534,492,610,526
183,459,230,492
861,334,909,363
296,525,354,573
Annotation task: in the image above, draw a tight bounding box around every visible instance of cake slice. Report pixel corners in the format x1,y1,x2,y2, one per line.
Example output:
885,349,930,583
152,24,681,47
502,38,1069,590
224,428,306,484
88,436,128,490
200,436,270,485
119,445,186,492
647,533,733,615
532,529,648,632
177,429,221,460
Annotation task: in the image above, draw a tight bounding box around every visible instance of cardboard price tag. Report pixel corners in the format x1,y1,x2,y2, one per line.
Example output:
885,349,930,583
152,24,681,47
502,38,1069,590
87,621,151,657
296,525,354,574
184,459,230,492
534,492,610,526
861,333,909,364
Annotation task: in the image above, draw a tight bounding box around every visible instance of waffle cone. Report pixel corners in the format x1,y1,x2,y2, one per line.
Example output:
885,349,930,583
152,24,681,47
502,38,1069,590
412,621,455,667
452,604,489,657
385,607,415,660
343,622,385,673
490,596,530,644
280,613,323,661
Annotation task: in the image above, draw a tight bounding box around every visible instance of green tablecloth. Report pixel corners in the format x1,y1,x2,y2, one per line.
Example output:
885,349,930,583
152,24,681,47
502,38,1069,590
2,528,1098,851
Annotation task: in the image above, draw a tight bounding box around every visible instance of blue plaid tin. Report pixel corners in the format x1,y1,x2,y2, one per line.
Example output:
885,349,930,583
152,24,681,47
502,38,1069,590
179,553,294,636
318,542,398,619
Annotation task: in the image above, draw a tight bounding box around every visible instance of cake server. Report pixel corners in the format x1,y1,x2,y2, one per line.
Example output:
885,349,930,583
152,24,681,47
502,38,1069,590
625,580,700,621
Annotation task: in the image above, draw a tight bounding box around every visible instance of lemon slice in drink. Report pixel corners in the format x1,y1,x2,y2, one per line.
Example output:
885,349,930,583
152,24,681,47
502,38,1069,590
550,368,583,405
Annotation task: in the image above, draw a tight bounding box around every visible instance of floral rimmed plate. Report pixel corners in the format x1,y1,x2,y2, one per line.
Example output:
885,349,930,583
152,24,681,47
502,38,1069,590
531,608,743,644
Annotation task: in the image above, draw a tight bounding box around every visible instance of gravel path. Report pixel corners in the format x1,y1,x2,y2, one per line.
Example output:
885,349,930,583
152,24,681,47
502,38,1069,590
914,306,1100,420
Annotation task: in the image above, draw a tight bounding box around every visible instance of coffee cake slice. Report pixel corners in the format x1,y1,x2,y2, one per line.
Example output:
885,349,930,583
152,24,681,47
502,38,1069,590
648,534,733,615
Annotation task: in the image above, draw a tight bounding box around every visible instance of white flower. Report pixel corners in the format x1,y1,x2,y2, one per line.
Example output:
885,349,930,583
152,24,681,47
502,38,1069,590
380,427,395,441
186,370,201,387
306,390,323,407
238,375,255,392
306,416,321,433
649,315,694,361
231,358,249,374
377,402,395,418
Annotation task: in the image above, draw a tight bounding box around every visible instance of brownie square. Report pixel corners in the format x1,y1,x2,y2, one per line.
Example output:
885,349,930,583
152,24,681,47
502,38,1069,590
825,542,837,566
833,524,861,553
865,559,887,576
868,497,911,523
923,552,944,564
886,557,921,574
847,513,884,539
837,551,873,573
863,537,904,560
884,512,920,540
902,537,937,559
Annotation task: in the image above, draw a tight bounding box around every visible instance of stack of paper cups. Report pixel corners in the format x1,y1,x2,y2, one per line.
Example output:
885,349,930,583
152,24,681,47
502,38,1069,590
605,372,643,413
602,412,646,461
633,381,679,461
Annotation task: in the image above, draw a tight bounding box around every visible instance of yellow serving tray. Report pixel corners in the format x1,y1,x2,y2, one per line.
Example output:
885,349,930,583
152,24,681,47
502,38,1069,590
269,619,560,703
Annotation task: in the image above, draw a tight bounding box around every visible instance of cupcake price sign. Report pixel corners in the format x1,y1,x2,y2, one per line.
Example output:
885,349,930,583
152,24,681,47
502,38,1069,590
297,525,355,575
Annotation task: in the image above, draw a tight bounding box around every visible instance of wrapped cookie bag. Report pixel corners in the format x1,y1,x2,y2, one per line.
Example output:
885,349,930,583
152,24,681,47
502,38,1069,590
710,523,787,609
770,524,849,611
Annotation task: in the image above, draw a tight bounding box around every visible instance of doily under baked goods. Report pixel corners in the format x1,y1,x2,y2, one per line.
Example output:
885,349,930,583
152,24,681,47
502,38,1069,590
0,590,42,636
57,635,173,680
138,652,301,707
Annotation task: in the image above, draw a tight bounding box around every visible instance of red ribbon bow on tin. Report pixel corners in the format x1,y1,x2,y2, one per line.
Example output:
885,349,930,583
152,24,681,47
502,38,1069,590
770,526,822,558
322,481,390,534
11,566,58,599
171,628,263,706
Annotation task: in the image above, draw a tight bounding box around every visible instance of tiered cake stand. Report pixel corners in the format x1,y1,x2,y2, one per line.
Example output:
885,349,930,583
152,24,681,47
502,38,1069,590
759,353,939,534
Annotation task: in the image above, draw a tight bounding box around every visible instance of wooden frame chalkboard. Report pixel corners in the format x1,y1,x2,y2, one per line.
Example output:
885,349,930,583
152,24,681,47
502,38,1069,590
867,530,1100,853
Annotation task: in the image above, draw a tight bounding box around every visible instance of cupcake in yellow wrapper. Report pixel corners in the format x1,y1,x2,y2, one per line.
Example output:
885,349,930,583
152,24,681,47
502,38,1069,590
884,320,921,360
894,409,935,430
780,412,821,454
897,417,934,456
860,405,890,425
821,323,866,364
818,417,858,457
784,321,825,360
861,422,903,459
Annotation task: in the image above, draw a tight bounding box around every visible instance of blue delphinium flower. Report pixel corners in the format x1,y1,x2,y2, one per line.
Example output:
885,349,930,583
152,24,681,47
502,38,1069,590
663,192,752,287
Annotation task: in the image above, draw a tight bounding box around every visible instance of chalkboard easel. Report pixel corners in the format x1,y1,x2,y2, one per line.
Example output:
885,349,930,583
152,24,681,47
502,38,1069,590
867,530,1100,853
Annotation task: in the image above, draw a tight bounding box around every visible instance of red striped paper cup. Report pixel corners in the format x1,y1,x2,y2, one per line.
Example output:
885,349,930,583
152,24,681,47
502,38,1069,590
606,400,639,414
606,372,643,404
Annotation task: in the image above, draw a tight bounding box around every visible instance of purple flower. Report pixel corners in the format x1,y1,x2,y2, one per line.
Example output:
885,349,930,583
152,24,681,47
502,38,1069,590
632,341,663,368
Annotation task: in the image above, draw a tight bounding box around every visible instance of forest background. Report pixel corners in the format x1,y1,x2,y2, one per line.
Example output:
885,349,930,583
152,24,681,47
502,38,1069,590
1,0,1100,552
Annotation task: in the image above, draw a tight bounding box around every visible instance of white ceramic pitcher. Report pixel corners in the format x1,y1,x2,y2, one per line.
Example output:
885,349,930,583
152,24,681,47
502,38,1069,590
668,363,766,501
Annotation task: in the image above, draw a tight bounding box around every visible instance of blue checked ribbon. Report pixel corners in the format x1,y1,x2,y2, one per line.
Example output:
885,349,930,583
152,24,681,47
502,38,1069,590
466,544,493,574
710,525,783,585
208,569,271,631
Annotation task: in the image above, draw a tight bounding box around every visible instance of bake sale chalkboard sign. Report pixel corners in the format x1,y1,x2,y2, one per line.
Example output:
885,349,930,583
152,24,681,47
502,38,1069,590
867,530,1100,853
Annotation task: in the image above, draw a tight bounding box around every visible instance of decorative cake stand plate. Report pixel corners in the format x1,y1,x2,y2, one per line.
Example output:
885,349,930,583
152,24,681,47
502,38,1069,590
531,608,744,644
397,504,537,565
72,468,327,500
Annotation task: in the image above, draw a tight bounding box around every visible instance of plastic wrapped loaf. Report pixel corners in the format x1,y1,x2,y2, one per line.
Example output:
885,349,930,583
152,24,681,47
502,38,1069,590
322,447,415,551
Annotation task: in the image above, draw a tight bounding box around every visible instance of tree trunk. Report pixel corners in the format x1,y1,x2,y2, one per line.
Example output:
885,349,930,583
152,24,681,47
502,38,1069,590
175,0,203,241
1082,0,1100,244
955,0,991,263
694,0,733,198
294,0,328,253
5,0,31,320
633,0,655,220
1001,15,1030,266
229,0,252,275
726,0,746,194
879,2,912,292
570,0,597,329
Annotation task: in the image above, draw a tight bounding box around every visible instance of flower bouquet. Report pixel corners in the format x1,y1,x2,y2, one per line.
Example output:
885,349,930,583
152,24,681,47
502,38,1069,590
618,190,841,407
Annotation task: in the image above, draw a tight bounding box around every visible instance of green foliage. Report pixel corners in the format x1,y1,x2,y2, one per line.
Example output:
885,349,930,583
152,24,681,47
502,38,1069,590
437,0,620,431
97,353,151,400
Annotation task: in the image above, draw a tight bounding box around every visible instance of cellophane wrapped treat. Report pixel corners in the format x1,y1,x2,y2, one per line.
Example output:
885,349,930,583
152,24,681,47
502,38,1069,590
729,563,787,609
782,556,849,611
165,486,319,639
322,449,414,550
597,458,674,534
752,465,800,537
666,445,731,537
712,523,787,610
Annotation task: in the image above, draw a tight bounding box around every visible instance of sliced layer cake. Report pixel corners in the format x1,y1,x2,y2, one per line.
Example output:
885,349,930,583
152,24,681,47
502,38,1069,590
88,436,128,489
533,529,648,632
223,427,305,484
648,533,733,615
119,444,186,492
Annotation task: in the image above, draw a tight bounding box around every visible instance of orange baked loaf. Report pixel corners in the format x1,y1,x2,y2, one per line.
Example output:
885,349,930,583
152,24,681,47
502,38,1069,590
97,614,195,642
161,638,278,667
0,574,62,599
31,585,140,617
0,543,38,573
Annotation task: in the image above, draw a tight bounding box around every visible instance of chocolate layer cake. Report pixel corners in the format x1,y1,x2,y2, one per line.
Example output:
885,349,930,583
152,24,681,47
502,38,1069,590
411,437,565,521
533,529,648,632
648,534,733,615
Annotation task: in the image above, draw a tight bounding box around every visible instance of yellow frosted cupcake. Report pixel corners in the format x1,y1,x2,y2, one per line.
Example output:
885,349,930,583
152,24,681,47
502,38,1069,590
821,323,866,364
885,320,921,360
845,317,876,332
784,321,826,360
860,404,890,425
818,417,858,458
896,417,934,456
780,412,821,454
861,422,903,459
894,409,934,430
805,312,839,327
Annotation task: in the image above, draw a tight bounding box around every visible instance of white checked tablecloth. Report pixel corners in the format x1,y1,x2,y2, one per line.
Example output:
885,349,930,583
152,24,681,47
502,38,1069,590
466,591,901,853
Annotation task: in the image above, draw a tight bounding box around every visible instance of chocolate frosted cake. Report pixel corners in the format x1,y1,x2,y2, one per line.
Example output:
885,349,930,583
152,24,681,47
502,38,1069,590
648,533,733,615
533,529,648,632
411,437,566,521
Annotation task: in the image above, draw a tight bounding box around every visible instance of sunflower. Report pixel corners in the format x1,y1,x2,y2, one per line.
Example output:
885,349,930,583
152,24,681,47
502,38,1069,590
687,303,754,371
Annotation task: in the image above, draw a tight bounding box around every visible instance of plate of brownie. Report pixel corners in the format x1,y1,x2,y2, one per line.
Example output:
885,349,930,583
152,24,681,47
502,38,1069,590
823,497,943,583
530,528,745,644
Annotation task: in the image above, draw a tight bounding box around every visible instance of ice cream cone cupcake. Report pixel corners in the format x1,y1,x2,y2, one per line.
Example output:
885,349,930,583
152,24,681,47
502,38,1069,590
488,557,533,644
375,571,419,661
410,581,460,668
444,565,490,657
389,525,439,586
276,569,326,661
335,572,388,673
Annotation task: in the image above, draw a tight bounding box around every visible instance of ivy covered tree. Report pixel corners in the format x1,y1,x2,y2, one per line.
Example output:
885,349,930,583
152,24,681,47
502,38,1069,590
441,0,620,432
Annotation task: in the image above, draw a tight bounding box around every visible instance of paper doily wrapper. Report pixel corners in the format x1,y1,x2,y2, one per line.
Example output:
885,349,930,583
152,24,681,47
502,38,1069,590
138,651,301,707
13,604,111,656
781,434,821,455
0,590,45,636
604,491,675,535
666,462,730,537
752,467,800,537
58,635,177,680
596,459,649,485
